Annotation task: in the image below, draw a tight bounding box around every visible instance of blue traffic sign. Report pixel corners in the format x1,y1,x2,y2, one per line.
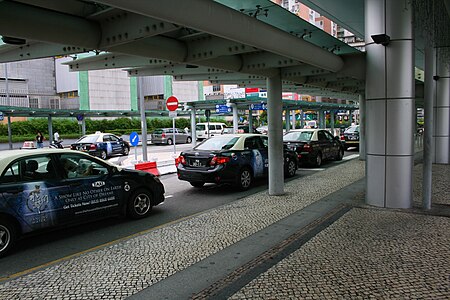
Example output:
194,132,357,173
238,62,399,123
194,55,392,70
130,131,140,147
0,111,3,121
215,104,232,114
76,114,84,121
250,103,267,111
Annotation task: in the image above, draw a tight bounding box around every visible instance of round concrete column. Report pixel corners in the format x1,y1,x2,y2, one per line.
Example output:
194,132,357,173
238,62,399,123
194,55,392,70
359,94,366,161
365,0,415,208
434,56,450,164
291,110,296,129
190,109,197,144
267,71,284,195
285,109,291,132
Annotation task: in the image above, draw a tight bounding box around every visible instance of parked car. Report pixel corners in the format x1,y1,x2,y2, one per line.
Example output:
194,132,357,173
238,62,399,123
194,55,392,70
195,122,228,140
255,125,268,134
151,128,192,145
0,149,165,257
176,134,298,190
70,132,130,160
283,129,344,167
342,125,360,150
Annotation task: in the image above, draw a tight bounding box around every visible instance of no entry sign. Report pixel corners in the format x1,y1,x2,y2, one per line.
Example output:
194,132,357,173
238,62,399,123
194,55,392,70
166,96,179,111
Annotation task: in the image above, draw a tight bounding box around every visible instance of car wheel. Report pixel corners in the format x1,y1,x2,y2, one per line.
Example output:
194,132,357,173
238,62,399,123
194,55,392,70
122,147,130,156
0,218,17,258
100,150,107,160
190,181,205,188
313,152,322,167
235,167,252,190
285,158,297,178
336,148,344,161
167,138,173,145
127,188,152,219
186,137,192,143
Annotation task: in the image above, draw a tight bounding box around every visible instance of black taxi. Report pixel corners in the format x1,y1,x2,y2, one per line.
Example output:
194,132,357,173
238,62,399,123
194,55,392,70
176,134,298,190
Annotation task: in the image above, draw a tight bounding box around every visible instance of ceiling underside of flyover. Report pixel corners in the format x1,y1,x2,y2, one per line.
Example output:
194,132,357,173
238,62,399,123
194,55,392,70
0,0,447,104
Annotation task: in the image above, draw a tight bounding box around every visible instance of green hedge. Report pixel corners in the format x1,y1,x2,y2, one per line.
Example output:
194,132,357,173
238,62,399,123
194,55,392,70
0,116,228,142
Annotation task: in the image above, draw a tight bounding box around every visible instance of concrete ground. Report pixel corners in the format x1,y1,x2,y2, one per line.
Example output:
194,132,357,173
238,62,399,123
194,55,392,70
0,155,448,299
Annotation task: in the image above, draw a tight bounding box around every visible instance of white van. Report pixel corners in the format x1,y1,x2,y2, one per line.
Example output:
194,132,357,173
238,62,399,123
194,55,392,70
196,122,228,140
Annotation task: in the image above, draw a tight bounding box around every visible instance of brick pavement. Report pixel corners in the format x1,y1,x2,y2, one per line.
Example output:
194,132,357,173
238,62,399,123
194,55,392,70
0,159,448,300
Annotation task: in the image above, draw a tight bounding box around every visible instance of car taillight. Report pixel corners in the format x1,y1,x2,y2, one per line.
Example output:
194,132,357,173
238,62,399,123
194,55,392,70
89,144,97,150
175,155,186,167
162,133,166,138
303,144,312,152
70,145,76,150
210,156,230,166
340,135,345,141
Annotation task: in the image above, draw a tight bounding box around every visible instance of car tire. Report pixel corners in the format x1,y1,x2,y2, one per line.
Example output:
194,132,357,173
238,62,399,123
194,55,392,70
0,218,17,258
100,150,107,160
186,137,192,144
167,138,173,145
190,181,205,188
127,188,152,219
313,152,322,167
122,147,130,156
336,148,344,161
235,167,252,190
285,158,297,178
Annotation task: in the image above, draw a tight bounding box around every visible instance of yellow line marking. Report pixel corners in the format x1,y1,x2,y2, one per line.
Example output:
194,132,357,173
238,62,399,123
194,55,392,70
0,211,204,283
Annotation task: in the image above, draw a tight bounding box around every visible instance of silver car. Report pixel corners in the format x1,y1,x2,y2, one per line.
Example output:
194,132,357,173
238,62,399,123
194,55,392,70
151,128,192,145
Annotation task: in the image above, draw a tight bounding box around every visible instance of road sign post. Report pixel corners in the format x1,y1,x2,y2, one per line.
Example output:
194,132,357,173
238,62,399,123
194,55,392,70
166,96,179,154
130,131,140,161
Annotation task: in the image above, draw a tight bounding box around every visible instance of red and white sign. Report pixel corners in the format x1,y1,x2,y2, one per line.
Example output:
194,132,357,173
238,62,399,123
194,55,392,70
166,96,179,111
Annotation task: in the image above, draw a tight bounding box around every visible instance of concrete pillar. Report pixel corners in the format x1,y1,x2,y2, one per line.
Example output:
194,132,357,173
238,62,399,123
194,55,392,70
365,0,414,208
81,118,86,136
138,77,148,161
423,46,436,210
248,109,253,133
300,110,305,128
267,71,284,195
231,103,238,133
285,109,291,132
434,52,450,164
7,116,12,150
190,108,197,143
48,115,53,144
330,110,335,131
359,94,366,160
291,110,296,129
318,110,325,128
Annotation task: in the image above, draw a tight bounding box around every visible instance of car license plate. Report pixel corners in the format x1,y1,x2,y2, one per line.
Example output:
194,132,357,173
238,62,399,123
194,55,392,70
192,159,204,167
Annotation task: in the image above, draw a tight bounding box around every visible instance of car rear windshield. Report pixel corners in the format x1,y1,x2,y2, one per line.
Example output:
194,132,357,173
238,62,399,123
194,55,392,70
195,136,239,150
196,124,206,131
76,135,100,143
153,129,163,134
345,126,359,133
283,131,313,141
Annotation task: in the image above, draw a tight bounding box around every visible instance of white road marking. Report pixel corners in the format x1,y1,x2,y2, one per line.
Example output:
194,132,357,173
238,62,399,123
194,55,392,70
164,195,173,199
343,154,359,160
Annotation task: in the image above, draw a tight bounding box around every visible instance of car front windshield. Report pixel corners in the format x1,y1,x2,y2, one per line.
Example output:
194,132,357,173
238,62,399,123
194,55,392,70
345,126,359,133
76,135,99,143
195,136,240,151
283,131,313,142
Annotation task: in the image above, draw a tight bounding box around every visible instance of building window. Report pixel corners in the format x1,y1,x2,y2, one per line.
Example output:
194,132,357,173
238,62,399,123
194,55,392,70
29,98,39,108
145,94,164,100
212,85,221,92
50,98,60,109
58,91,78,98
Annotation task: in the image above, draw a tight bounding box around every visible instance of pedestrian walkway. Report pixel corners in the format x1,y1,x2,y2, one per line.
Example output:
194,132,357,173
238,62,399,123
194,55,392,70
0,157,448,299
